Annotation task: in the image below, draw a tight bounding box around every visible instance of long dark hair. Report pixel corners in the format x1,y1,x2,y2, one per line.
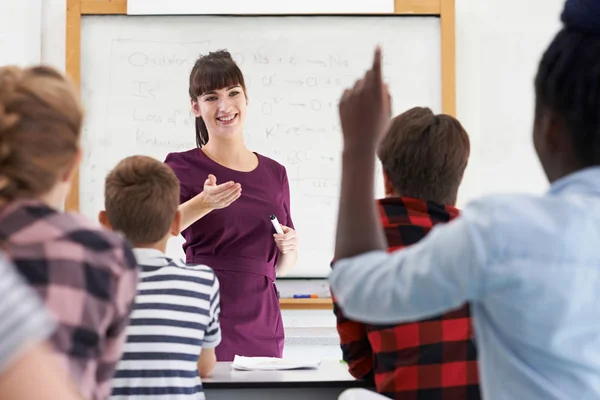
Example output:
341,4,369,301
188,50,247,148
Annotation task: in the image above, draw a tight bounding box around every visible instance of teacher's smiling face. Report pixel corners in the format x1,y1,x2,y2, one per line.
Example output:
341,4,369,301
193,85,247,139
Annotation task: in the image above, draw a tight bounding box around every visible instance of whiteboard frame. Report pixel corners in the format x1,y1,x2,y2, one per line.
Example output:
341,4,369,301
65,0,456,214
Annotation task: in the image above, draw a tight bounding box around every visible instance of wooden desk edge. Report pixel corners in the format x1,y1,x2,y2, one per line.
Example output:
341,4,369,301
279,298,333,310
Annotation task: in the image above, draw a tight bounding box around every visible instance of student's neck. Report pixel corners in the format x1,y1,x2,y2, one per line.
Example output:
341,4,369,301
547,164,585,184
133,239,168,254
385,191,457,206
38,186,67,210
202,139,255,169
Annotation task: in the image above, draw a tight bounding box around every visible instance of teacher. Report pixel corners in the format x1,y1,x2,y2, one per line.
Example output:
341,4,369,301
165,50,298,361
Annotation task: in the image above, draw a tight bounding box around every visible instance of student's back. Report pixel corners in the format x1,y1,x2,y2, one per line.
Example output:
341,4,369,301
462,187,600,397
111,249,220,399
101,156,221,400
0,65,138,400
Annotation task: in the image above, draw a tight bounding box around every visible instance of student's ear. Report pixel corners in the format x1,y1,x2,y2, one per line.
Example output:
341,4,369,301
382,170,395,197
98,210,112,230
170,210,182,237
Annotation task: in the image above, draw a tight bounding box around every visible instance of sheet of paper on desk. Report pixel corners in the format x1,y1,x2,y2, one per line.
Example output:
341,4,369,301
231,355,321,371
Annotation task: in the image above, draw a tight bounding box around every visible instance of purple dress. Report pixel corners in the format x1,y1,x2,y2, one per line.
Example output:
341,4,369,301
164,148,293,361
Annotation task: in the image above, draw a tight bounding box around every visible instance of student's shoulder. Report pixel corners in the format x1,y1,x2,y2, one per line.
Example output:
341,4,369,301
460,192,554,248
463,192,545,220
57,212,137,272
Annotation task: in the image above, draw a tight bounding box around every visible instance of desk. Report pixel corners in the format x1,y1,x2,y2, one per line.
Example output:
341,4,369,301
203,361,372,399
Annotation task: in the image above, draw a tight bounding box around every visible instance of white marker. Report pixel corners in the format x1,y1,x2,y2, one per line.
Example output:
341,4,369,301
270,214,284,235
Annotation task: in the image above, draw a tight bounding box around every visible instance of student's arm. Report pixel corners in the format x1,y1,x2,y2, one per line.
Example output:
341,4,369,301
197,348,217,378
179,174,242,231
329,205,489,324
198,272,222,378
334,48,390,261
0,341,83,400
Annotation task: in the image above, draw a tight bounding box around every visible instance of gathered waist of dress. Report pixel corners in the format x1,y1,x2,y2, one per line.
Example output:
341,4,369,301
187,254,276,281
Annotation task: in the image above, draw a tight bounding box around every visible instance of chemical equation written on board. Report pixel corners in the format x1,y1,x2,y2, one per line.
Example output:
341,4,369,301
125,49,351,69
264,123,342,139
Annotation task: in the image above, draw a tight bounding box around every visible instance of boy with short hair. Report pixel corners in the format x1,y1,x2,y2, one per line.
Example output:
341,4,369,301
100,155,220,400
334,107,480,399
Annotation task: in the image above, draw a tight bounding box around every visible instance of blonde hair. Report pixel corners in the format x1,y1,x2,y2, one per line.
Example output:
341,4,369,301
0,65,83,201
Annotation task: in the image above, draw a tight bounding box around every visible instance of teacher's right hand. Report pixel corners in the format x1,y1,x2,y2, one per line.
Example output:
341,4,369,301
199,174,242,210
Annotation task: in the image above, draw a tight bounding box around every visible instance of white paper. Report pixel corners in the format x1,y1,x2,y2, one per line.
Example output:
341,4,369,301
231,355,321,371
128,0,394,15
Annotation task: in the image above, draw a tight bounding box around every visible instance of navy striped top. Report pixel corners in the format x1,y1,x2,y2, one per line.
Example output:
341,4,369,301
110,248,221,400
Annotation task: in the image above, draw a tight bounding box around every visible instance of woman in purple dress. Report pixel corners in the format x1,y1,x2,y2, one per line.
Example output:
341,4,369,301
164,50,298,361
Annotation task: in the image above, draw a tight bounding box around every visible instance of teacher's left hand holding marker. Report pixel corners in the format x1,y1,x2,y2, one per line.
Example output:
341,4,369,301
271,215,298,254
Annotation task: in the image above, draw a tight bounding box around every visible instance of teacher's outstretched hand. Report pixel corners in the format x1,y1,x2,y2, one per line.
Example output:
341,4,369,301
200,174,242,210
179,174,241,231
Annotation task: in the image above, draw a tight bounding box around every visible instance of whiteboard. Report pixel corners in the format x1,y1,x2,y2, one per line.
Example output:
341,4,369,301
80,16,442,277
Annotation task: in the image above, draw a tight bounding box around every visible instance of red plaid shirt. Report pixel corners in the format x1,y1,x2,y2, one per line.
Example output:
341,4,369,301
333,197,481,399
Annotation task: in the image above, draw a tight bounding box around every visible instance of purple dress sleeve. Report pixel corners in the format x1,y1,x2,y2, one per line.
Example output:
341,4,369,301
282,171,294,230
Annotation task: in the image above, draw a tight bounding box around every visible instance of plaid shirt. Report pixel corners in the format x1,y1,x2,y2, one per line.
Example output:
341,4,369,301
0,199,139,400
333,197,481,399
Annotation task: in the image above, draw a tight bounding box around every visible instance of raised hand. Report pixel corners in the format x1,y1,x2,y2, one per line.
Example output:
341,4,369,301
338,46,392,150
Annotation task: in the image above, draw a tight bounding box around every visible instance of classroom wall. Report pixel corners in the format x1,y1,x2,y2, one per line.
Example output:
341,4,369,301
456,0,564,205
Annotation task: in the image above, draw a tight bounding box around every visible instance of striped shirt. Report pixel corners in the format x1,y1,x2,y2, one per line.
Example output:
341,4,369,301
0,251,55,373
110,248,221,400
